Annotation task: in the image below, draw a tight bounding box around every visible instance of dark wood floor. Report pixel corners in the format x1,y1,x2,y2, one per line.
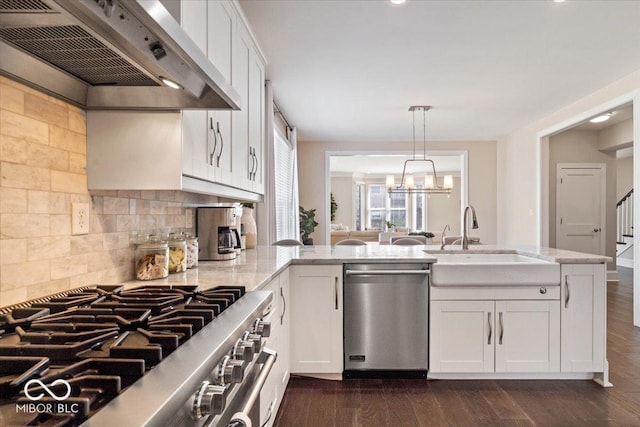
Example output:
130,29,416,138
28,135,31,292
274,267,640,426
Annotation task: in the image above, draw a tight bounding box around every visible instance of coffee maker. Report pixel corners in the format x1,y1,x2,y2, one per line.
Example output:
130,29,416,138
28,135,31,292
196,205,242,261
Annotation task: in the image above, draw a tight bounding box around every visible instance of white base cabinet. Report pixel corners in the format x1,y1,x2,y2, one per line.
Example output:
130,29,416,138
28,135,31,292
289,265,343,374
430,300,494,373
259,268,290,427
561,264,606,373
277,269,291,392
495,300,560,372
431,299,560,373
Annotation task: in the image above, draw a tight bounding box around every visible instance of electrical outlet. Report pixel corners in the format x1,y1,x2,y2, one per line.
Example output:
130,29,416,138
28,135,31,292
185,209,193,228
72,203,90,235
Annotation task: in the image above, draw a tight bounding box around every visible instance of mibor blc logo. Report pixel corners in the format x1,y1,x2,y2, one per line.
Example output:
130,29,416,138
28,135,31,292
16,379,80,415
24,379,72,401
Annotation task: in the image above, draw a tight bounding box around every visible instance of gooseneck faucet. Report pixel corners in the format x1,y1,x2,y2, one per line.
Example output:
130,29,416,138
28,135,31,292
462,204,479,250
440,224,451,250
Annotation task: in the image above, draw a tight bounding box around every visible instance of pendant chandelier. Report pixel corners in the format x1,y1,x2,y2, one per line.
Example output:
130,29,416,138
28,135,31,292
386,106,453,195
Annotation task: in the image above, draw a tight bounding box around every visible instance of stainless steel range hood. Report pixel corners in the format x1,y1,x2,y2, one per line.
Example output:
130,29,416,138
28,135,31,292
0,0,241,110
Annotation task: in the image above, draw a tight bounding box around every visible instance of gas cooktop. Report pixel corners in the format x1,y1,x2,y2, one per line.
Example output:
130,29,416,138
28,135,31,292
0,284,249,426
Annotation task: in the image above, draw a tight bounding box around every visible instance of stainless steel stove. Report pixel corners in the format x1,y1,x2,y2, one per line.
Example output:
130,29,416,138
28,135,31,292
0,284,274,426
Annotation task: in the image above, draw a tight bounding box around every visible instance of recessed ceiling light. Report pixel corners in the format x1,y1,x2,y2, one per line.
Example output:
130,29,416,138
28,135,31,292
589,113,613,123
553,0,566,3
390,0,407,5
159,76,183,90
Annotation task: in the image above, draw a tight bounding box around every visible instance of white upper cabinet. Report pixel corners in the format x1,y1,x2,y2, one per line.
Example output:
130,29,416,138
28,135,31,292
207,0,234,85
90,0,267,199
181,0,207,54
248,44,265,194
231,21,251,191
232,16,266,194
206,0,235,186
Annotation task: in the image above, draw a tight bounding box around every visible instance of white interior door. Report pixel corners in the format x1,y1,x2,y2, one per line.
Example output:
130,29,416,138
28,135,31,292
556,164,605,255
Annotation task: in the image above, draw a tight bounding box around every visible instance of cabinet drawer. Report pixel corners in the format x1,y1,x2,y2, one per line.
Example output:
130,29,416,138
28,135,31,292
430,285,560,301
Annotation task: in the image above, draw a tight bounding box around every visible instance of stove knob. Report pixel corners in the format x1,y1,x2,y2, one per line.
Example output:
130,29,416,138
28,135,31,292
232,339,254,362
242,331,263,352
253,319,271,338
190,381,226,420
216,355,244,385
224,359,245,384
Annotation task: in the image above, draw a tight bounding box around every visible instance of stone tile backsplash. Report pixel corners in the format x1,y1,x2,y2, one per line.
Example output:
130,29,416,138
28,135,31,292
0,77,219,306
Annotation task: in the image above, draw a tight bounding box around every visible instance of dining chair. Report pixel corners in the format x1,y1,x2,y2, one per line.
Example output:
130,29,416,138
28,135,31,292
272,239,304,246
391,238,425,246
334,239,367,246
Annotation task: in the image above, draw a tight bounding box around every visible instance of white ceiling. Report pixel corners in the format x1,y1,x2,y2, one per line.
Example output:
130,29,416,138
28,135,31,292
571,104,634,131
239,0,640,143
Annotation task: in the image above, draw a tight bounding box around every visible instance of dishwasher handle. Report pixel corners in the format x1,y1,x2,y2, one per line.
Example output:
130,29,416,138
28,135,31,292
345,269,430,276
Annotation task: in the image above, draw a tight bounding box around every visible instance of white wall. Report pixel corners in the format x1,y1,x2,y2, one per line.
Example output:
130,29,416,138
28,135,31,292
497,68,640,326
330,176,353,227
329,174,462,236
617,156,633,201
547,130,617,268
497,70,639,246
599,118,633,151
427,176,462,237
299,140,497,245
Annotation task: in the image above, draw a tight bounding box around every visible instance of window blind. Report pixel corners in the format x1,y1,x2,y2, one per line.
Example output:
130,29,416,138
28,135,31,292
274,130,296,241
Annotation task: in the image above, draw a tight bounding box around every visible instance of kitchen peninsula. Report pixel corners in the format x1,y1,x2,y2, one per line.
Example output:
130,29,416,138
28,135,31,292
120,244,611,393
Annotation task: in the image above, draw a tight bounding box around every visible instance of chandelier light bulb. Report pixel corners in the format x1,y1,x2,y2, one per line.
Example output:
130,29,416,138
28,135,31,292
425,175,434,189
404,174,415,189
386,175,395,189
443,175,453,189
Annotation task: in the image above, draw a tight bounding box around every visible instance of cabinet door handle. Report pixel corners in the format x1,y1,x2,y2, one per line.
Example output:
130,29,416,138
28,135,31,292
252,149,258,181
280,286,286,326
334,277,339,310
498,312,504,345
487,312,492,345
209,117,217,166
564,275,570,308
215,121,223,167
250,148,257,180
248,147,256,180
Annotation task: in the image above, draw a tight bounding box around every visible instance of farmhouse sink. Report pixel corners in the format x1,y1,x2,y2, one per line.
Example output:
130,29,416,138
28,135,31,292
426,252,560,286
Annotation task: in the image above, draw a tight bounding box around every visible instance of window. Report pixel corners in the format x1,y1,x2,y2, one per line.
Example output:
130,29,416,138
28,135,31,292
353,183,365,231
363,182,426,230
389,191,408,227
274,130,296,240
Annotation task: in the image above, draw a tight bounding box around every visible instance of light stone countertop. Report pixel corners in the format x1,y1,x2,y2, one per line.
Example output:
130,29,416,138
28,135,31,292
120,244,611,292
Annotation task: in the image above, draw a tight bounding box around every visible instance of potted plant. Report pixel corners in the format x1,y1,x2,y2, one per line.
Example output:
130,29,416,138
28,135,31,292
409,230,435,245
385,220,396,232
299,206,318,245
330,193,338,222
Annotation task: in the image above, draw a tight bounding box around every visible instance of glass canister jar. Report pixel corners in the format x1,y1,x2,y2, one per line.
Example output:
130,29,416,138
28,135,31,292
184,234,198,269
135,239,169,280
168,233,187,273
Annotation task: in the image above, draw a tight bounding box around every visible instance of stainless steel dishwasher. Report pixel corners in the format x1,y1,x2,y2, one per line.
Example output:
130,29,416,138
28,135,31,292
343,263,431,378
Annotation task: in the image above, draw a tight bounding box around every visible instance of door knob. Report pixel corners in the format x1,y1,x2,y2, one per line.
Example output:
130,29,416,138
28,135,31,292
593,227,601,233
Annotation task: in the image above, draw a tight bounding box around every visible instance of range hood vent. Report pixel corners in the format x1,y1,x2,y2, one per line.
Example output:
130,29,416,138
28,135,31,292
0,0,241,110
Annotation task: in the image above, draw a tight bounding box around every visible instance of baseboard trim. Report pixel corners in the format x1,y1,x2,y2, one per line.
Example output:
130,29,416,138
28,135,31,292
428,372,594,381
607,270,619,282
